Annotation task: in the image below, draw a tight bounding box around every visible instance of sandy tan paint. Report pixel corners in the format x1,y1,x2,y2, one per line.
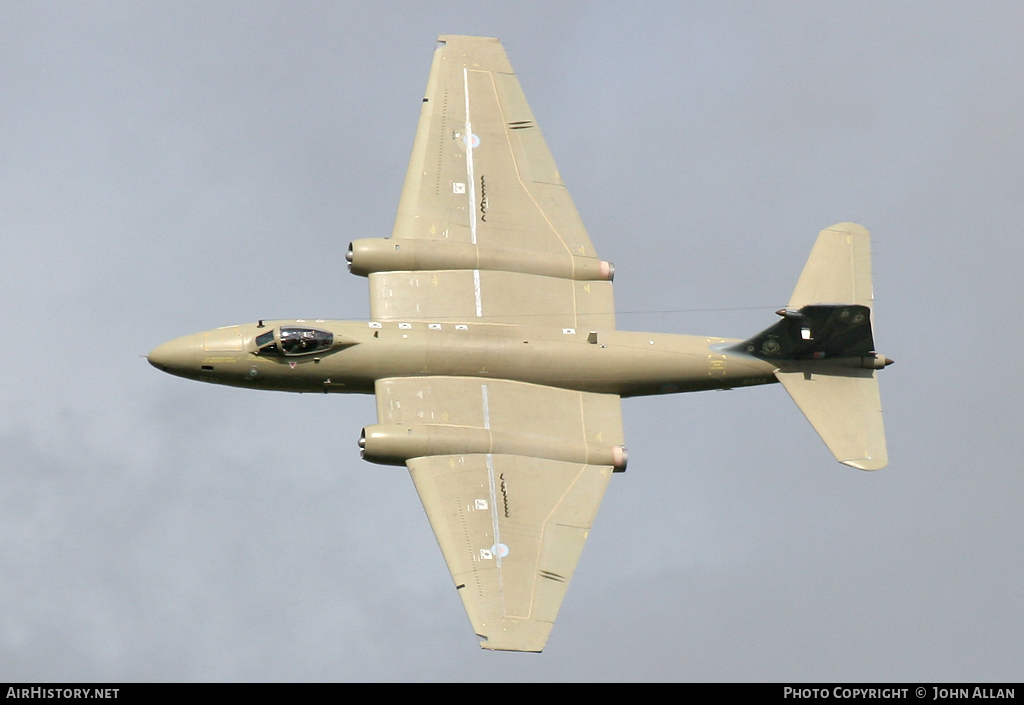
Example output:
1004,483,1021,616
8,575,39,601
149,36,891,652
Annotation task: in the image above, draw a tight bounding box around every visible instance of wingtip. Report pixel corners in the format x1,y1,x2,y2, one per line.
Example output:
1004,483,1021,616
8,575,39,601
437,34,501,44
479,641,544,654
841,457,888,471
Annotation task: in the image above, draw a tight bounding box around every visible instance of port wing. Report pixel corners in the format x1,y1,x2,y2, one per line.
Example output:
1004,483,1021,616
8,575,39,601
376,376,624,651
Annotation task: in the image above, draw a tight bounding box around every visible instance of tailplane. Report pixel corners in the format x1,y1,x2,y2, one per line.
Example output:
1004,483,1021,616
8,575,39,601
734,223,892,470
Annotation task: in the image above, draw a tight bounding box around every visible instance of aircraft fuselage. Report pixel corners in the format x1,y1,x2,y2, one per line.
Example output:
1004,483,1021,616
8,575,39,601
148,320,778,398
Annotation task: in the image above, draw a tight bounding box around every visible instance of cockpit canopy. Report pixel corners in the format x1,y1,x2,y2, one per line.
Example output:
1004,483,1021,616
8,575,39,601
255,327,334,356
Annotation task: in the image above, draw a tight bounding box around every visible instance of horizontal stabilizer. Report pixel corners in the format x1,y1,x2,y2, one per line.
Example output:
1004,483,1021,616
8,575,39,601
775,365,887,470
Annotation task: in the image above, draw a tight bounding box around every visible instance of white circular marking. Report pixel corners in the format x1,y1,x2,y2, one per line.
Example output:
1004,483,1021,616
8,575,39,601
492,543,509,558
463,133,480,149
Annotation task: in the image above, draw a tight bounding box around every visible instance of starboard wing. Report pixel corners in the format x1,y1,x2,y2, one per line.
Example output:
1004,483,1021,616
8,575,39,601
375,376,624,651
368,35,615,330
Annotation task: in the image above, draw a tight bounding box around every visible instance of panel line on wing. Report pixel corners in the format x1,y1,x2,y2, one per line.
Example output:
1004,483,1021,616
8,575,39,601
474,269,482,317
487,70,576,260
481,382,490,430
577,392,588,447
463,68,477,246
480,385,501,563
525,464,590,619
571,278,579,329
480,383,507,613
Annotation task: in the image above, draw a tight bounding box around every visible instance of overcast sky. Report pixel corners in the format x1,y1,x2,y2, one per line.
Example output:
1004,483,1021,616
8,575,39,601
1,1,1022,682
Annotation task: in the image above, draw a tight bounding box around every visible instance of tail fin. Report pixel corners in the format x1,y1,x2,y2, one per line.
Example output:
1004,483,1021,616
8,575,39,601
735,223,891,470
789,222,874,310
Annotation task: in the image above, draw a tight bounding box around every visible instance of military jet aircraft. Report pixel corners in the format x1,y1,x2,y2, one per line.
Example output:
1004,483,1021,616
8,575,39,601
148,35,892,652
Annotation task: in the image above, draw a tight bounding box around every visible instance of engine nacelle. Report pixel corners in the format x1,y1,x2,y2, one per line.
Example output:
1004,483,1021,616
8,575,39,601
359,423,627,471
347,238,614,281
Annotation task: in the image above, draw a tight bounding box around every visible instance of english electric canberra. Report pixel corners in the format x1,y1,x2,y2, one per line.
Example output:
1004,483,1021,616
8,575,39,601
149,36,892,652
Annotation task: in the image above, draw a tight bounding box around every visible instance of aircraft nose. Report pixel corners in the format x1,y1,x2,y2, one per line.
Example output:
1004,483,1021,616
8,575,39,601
147,333,202,373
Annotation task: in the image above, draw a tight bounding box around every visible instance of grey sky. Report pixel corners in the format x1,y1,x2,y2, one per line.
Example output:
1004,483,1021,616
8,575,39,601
1,1,1021,681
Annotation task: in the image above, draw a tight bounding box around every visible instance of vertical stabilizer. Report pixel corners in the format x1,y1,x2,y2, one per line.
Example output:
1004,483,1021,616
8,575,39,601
789,222,874,310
